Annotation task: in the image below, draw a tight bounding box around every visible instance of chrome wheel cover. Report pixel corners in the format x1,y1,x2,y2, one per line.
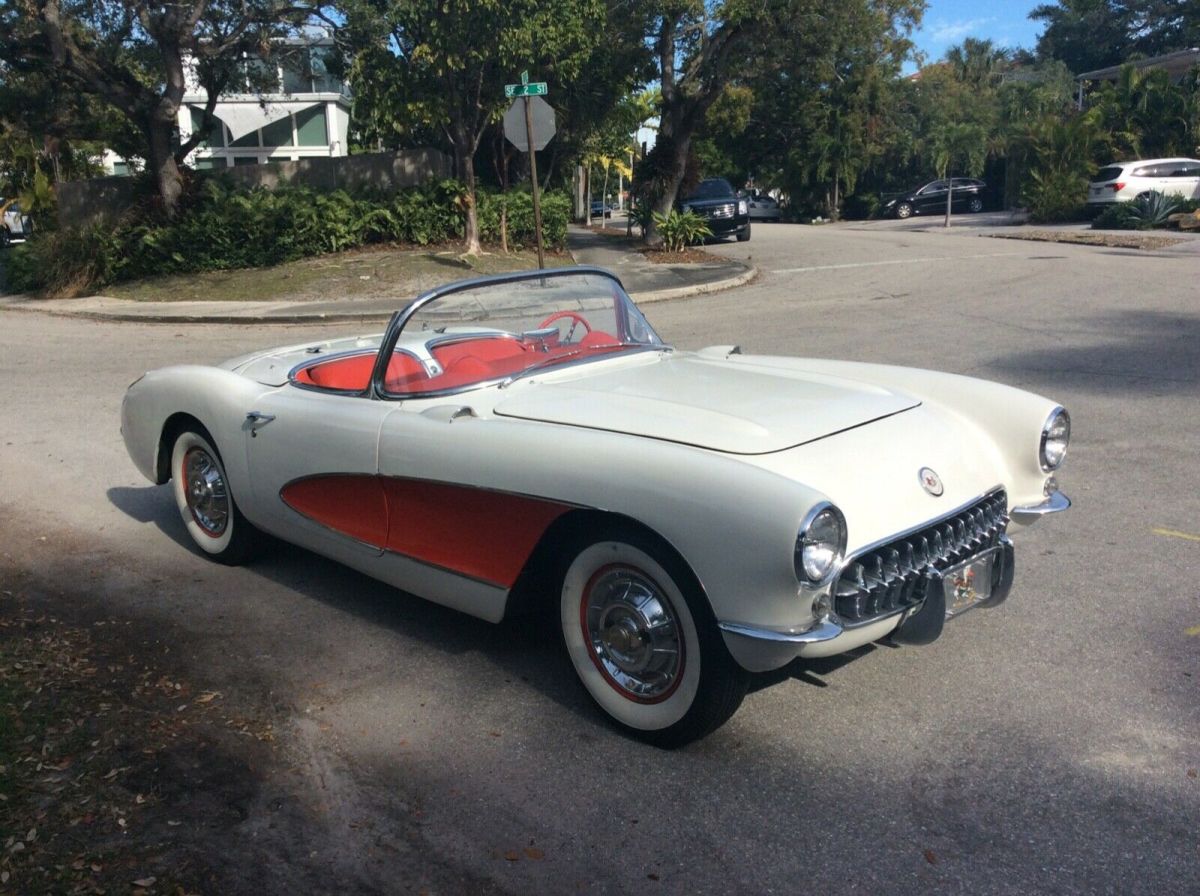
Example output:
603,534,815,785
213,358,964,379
183,447,229,536
581,565,684,702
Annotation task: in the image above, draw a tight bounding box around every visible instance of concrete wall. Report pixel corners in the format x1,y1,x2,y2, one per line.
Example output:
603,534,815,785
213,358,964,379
57,148,453,228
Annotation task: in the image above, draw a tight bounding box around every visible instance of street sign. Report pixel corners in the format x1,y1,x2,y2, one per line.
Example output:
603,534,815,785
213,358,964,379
504,82,549,98
503,96,556,152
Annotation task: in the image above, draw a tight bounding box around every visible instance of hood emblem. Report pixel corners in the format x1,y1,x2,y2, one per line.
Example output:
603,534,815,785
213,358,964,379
919,467,944,497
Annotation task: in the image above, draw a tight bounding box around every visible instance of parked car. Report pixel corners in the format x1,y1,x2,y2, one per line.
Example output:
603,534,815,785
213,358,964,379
590,199,613,219
1087,158,1200,208
746,191,782,221
121,267,1071,747
681,178,750,241
882,178,988,219
0,199,34,245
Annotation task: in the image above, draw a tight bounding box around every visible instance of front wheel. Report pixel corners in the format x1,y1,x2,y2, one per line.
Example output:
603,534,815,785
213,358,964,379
736,222,751,242
559,528,749,747
968,197,984,213
170,428,262,565
894,201,914,219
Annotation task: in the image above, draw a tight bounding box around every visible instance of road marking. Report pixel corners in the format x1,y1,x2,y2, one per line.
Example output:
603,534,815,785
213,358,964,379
772,252,1024,274
1186,625,1200,637
1152,527,1200,543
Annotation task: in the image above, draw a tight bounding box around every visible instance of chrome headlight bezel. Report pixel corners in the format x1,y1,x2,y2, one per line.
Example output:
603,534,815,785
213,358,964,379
1039,406,1071,472
795,503,847,586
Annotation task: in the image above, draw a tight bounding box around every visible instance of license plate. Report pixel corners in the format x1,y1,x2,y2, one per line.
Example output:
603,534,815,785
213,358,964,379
942,549,998,618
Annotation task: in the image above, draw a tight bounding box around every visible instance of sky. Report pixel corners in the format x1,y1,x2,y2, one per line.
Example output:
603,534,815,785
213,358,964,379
909,0,1044,68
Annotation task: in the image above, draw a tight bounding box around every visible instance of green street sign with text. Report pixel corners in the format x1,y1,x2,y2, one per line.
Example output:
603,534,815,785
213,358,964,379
505,82,548,98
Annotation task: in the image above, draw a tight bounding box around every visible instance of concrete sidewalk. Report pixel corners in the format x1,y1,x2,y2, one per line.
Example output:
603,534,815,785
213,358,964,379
0,225,754,325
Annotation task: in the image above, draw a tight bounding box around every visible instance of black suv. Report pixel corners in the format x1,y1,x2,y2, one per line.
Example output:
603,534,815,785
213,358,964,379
680,178,750,241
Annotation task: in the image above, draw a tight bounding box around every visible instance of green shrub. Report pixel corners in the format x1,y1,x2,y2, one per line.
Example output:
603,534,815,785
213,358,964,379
9,177,576,296
1091,202,1141,229
1092,191,1182,230
4,222,124,296
477,189,570,248
842,193,879,220
651,209,712,252
1023,169,1089,223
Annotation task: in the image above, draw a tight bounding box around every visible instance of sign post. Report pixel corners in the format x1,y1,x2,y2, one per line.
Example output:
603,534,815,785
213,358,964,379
504,74,553,268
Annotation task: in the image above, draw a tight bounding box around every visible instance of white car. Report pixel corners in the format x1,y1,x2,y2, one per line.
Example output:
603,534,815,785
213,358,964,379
121,267,1071,747
0,199,33,245
746,193,782,221
1087,158,1200,207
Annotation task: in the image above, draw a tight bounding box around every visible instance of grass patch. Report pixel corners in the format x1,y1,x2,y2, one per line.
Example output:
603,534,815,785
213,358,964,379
104,245,573,303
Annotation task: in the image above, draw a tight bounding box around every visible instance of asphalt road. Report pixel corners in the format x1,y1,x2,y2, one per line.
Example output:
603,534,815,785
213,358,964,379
1,222,1197,894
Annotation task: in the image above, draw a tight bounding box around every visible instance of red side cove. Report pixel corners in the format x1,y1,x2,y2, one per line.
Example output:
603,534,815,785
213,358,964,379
280,475,573,588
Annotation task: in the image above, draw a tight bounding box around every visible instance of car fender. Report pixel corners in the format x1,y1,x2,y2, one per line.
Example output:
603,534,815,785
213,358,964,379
121,365,273,489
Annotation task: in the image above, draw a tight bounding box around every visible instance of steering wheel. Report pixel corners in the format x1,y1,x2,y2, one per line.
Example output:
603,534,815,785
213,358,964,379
538,311,592,344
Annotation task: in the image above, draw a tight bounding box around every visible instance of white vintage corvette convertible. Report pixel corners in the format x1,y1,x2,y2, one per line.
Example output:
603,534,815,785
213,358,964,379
121,267,1071,746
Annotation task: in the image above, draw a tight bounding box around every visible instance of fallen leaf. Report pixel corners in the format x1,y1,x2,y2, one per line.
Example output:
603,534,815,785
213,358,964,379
524,847,544,860
503,850,520,862
647,872,660,881
923,849,938,865
196,691,220,703
133,877,157,887
1188,768,1197,778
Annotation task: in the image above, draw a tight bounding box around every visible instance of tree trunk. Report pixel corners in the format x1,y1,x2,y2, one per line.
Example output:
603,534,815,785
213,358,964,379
147,117,184,217
462,151,482,255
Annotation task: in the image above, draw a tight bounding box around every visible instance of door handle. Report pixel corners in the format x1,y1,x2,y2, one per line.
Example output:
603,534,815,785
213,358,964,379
246,411,275,436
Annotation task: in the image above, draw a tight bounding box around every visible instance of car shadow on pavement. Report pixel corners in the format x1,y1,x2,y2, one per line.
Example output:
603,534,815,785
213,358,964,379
105,482,865,738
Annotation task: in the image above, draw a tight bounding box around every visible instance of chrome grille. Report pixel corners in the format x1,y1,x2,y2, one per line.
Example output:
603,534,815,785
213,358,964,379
708,203,735,219
832,491,1008,626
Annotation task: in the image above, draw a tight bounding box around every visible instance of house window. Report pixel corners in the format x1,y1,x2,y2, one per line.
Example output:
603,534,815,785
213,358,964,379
193,157,219,170
230,128,259,148
112,162,130,176
233,156,260,166
262,115,295,148
296,106,328,146
189,108,225,148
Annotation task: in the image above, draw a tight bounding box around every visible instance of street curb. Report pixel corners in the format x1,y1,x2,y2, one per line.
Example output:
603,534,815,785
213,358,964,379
628,262,758,304
1,257,758,325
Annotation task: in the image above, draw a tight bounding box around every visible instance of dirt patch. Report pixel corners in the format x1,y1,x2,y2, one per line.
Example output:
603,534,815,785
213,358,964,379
102,245,571,304
0,522,508,896
0,569,278,895
987,231,1185,251
638,247,730,264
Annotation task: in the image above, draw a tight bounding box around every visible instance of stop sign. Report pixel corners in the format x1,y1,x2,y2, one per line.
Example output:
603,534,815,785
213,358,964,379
503,96,556,152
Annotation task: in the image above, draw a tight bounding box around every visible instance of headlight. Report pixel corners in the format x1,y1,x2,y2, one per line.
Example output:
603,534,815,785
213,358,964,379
1039,407,1071,471
795,504,846,584
738,199,748,215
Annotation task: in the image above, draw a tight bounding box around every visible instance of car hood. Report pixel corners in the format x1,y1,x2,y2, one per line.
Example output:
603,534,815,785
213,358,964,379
492,352,920,454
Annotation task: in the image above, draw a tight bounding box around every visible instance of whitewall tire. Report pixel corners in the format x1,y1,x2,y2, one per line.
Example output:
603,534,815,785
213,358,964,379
170,428,261,565
559,528,749,747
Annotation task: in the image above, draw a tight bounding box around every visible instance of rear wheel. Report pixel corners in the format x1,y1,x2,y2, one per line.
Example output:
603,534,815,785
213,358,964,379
170,428,262,565
968,197,984,213
559,526,749,747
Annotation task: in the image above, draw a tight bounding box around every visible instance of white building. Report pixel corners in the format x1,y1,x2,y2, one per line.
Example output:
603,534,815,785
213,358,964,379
177,39,351,169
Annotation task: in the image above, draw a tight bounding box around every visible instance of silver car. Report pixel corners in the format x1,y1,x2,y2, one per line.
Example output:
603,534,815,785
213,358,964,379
1,200,33,245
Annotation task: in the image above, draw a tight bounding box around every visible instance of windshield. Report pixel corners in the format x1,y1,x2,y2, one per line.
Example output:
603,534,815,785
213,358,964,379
380,270,665,396
686,179,735,200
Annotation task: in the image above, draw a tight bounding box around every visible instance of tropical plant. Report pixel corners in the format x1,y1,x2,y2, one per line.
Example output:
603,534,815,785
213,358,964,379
1093,190,1181,229
651,209,711,252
